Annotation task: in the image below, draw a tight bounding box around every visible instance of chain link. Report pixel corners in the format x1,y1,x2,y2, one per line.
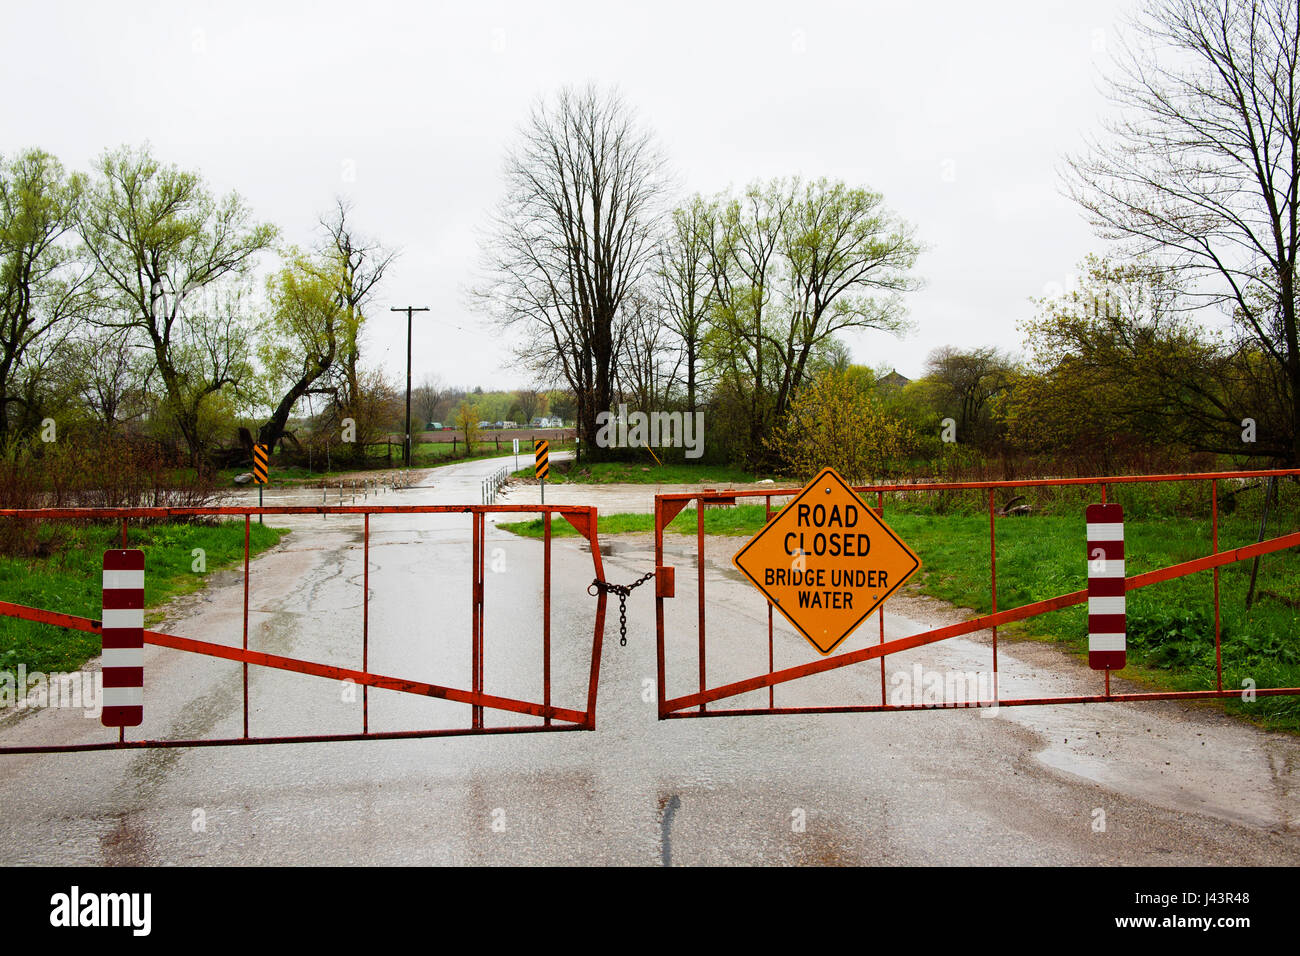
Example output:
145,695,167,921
588,571,655,646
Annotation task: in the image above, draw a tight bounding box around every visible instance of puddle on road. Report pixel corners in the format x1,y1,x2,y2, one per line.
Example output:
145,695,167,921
705,563,747,585
123,668,246,789
685,549,747,584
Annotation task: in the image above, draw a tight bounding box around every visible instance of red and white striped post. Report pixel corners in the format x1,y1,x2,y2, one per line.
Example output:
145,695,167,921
1086,504,1126,671
101,550,144,728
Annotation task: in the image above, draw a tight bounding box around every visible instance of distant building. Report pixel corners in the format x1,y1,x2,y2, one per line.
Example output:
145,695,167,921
877,369,911,392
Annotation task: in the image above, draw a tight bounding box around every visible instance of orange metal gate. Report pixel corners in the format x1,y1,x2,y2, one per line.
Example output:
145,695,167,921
5,469,1299,752
653,470,1300,718
0,503,609,753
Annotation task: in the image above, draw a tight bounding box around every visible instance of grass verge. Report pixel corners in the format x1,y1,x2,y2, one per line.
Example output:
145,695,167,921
0,521,288,675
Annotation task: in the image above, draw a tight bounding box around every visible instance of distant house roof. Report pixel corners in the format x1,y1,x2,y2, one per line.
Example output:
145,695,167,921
878,369,911,390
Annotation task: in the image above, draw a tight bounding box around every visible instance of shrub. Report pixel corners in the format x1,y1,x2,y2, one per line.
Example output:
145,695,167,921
0,432,219,555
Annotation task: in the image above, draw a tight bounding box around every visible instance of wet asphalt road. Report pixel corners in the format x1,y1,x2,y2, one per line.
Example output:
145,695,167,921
0,454,1297,865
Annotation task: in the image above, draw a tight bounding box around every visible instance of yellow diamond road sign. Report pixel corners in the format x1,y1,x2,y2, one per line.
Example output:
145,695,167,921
732,467,921,656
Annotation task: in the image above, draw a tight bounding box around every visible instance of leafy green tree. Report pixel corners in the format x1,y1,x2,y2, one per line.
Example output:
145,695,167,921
255,251,353,452
1004,365,1128,464
768,367,911,483
1008,256,1236,465
700,182,788,458
454,401,480,456
697,177,922,464
920,346,1017,452
0,149,94,440
886,377,948,462
778,178,922,416
78,144,276,467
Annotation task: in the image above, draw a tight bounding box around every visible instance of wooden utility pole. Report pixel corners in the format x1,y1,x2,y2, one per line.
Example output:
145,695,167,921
390,306,430,467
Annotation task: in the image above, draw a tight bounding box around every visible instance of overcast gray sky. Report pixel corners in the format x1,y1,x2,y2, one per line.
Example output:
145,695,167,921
2,0,1136,391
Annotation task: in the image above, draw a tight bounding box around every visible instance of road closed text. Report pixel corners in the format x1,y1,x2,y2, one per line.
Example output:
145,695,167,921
732,467,921,655
782,503,872,558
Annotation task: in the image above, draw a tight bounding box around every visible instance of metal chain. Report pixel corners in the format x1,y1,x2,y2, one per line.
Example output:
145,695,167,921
588,571,655,646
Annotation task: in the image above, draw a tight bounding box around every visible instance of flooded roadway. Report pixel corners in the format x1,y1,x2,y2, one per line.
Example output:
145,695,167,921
0,454,1296,865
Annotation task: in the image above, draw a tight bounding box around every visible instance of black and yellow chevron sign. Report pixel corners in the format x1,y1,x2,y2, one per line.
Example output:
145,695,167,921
252,443,269,485
534,439,549,480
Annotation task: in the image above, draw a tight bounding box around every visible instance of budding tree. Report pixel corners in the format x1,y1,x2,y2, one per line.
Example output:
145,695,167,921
0,150,94,441
79,145,276,467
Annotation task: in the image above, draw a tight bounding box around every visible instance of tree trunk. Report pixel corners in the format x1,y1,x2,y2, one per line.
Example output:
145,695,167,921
686,340,697,415
173,406,204,473
1282,268,1300,465
258,363,328,452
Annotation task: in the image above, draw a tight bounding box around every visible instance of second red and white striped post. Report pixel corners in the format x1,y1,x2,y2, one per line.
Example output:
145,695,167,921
101,549,144,728
1086,504,1126,671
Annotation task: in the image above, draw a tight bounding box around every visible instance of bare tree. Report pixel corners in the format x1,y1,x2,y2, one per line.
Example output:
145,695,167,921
616,288,682,411
923,345,1017,449
657,196,714,414
476,84,669,459
65,328,150,429
1067,0,1300,462
317,198,396,408
432,385,467,423
513,386,546,425
412,374,443,426
340,366,402,461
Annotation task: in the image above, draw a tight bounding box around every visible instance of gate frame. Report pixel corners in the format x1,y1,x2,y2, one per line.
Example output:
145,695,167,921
0,502,608,754
653,468,1300,719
